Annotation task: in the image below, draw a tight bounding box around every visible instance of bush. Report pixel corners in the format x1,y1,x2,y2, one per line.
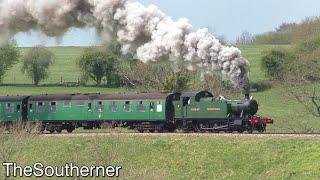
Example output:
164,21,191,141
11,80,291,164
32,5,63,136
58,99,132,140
261,49,292,80
293,35,320,54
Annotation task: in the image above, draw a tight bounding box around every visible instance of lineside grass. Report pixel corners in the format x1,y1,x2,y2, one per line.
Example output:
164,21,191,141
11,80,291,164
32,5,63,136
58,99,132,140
1,134,320,179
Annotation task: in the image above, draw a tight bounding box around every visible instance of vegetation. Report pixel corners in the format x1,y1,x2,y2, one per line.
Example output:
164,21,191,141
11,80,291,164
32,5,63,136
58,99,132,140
253,17,320,45
117,60,192,92
0,43,20,83
77,47,120,86
254,31,293,45
21,46,55,86
260,48,292,80
259,30,320,118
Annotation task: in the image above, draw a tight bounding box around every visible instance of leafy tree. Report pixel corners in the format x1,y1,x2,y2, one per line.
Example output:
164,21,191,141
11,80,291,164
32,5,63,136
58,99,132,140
21,46,55,86
78,48,119,86
0,43,20,83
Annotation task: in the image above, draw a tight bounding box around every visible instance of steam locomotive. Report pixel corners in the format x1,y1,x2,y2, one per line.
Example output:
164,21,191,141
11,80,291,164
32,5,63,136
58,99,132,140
0,91,273,133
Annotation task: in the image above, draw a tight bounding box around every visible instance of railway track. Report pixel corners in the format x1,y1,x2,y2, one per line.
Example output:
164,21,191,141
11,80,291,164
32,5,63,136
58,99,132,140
41,132,320,138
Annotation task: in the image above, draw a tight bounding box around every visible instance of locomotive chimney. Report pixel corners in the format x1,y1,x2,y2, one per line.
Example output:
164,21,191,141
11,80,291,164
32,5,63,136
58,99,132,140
244,83,250,100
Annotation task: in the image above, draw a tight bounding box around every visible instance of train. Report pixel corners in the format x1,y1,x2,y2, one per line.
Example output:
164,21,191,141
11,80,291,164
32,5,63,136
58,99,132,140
0,91,273,133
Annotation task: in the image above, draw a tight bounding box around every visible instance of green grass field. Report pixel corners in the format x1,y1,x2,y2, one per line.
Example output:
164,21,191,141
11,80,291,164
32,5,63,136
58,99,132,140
1,134,320,179
0,45,319,132
3,47,84,85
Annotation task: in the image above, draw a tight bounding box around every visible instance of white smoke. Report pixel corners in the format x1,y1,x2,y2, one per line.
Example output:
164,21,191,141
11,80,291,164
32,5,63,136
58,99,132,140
0,0,250,89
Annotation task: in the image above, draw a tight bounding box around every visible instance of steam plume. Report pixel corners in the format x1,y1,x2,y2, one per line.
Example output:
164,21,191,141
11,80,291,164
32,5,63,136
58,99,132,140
0,0,250,89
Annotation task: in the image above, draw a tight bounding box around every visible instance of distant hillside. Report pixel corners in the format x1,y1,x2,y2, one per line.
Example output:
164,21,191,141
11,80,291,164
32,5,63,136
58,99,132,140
254,17,320,45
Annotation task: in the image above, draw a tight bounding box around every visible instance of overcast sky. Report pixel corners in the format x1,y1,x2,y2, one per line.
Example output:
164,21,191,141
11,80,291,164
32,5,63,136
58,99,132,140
15,0,320,47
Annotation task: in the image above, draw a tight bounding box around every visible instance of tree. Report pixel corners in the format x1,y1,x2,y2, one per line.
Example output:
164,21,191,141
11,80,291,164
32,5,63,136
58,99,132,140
21,46,54,86
78,48,119,86
0,43,20,83
236,31,254,45
285,48,320,117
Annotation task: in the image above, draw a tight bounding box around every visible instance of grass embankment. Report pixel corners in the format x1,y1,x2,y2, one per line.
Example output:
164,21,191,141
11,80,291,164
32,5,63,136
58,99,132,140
1,134,320,179
0,45,318,132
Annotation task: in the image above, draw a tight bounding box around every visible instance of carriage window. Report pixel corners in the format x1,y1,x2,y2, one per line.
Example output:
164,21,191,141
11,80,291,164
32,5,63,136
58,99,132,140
150,101,155,110
157,101,163,112
109,101,118,112
29,104,33,110
124,101,131,112
5,103,11,109
16,104,21,112
77,101,85,108
63,101,71,108
36,102,44,113
96,101,104,112
88,103,92,110
51,102,57,112
137,101,146,112
5,103,14,114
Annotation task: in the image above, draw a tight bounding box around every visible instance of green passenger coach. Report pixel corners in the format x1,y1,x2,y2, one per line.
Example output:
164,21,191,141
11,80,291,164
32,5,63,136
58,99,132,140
0,96,28,122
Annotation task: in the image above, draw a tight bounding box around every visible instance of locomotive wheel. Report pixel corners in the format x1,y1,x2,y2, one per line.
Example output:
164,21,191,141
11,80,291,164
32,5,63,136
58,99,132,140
237,129,244,133
258,125,266,133
138,129,144,133
149,129,155,133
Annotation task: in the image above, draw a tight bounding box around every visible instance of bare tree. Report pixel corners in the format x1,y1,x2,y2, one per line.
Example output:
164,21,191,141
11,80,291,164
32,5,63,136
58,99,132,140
236,31,254,45
285,49,320,117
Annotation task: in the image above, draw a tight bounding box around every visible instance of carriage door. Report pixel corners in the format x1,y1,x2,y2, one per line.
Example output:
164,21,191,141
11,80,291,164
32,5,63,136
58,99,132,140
87,101,94,120
22,98,28,121
149,100,163,121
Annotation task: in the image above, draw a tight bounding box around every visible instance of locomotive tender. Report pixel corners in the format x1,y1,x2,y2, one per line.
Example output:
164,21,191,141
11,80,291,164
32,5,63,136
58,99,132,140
0,91,273,133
